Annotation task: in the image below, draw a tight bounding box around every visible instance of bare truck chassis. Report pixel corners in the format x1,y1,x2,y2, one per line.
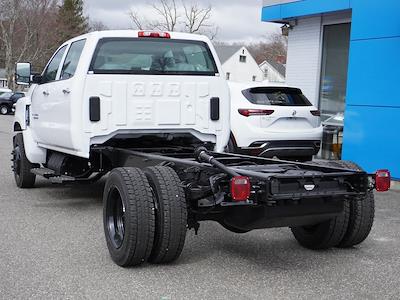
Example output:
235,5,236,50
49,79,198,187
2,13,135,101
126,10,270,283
95,145,370,230
15,142,388,267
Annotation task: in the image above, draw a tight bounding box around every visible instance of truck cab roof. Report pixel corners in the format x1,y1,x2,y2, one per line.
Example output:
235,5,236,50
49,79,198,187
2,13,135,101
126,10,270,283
64,30,212,45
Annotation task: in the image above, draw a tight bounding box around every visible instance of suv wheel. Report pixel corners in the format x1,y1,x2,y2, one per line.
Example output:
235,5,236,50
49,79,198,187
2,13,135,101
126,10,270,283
226,136,237,153
0,105,9,115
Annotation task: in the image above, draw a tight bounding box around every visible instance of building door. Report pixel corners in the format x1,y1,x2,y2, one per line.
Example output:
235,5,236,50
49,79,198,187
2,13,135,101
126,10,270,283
319,23,351,159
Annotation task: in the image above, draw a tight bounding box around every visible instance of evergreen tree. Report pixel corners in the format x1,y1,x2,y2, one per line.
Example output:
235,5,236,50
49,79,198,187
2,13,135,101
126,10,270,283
56,0,88,43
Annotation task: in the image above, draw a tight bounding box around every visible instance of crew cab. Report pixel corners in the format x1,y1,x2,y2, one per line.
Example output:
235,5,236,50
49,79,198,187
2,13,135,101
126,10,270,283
12,30,390,268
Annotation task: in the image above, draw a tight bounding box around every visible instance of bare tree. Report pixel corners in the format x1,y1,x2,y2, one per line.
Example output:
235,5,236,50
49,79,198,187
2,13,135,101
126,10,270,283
151,0,178,31
183,2,218,39
0,0,58,89
128,0,178,31
128,0,217,39
89,20,108,32
247,31,288,64
128,10,146,30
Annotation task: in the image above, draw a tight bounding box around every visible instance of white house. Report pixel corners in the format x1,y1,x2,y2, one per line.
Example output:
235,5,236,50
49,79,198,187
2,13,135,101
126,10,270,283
0,69,7,88
214,45,264,83
259,59,286,83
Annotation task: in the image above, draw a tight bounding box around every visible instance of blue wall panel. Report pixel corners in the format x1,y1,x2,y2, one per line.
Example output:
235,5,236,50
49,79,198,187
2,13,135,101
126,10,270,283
262,0,351,21
261,5,281,22
346,37,400,107
342,106,400,179
280,0,351,19
351,0,400,40
262,0,400,180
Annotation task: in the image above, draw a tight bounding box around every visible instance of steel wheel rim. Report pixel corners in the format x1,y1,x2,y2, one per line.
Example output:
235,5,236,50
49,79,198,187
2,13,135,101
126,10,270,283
106,186,125,249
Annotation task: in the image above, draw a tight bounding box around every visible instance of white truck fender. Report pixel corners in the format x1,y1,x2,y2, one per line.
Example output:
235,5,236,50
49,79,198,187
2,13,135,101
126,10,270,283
22,129,46,164
13,97,46,164
13,96,29,131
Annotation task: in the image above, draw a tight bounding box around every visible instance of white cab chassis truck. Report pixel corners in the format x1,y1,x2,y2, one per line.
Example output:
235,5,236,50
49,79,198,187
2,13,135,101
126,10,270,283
12,31,390,267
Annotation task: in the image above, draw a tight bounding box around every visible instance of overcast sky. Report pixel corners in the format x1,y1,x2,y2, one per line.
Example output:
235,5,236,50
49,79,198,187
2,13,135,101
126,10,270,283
84,0,280,43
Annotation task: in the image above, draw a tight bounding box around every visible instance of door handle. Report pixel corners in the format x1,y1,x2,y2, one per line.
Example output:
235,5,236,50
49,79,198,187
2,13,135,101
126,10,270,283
42,90,49,96
62,88,71,94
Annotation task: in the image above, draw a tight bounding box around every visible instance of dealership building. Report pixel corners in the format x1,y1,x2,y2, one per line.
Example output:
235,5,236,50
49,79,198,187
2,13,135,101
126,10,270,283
261,0,399,179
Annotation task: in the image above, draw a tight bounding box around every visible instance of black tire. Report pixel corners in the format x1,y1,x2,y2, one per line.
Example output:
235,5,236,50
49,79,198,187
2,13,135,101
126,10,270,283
331,161,375,248
291,201,350,249
0,105,9,115
144,166,187,264
339,191,374,248
103,167,155,267
13,133,36,188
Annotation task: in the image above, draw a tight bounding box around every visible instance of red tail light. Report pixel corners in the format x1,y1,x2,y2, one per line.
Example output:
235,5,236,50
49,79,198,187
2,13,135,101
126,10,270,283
230,176,251,201
138,31,171,38
238,109,274,117
310,110,321,116
375,169,391,192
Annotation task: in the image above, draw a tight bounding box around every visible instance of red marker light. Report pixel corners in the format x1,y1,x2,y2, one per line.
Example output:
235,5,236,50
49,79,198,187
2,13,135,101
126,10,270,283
138,31,171,38
375,169,391,192
230,176,251,201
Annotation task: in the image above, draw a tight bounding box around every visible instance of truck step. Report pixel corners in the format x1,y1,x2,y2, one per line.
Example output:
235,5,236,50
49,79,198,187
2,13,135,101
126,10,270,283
49,175,76,184
31,168,76,183
31,168,55,177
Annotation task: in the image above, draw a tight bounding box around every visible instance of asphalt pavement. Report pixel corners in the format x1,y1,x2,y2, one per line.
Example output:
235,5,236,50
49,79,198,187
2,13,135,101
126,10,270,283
0,115,400,299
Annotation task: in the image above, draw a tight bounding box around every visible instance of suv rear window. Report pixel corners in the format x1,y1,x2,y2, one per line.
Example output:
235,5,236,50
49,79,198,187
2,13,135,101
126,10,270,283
242,87,312,106
90,38,218,76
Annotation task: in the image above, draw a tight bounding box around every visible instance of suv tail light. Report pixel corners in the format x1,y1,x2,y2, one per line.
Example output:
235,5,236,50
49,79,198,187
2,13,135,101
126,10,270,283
375,169,391,192
310,110,321,116
138,31,171,38
238,109,274,117
230,176,251,201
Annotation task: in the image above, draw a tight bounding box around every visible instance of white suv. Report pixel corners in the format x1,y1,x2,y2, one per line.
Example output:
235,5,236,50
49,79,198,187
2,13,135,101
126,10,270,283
228,82,323,161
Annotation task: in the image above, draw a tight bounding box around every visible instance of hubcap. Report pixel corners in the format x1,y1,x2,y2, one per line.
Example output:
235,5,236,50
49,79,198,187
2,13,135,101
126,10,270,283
1,107,7,114
106,187,125,249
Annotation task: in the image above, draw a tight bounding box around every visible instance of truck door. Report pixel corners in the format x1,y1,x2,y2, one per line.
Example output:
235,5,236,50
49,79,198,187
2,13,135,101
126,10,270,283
31,39,86,151
31,45,68,147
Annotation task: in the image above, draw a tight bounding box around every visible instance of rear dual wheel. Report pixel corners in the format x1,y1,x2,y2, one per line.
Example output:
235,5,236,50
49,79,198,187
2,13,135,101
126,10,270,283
103,167,155,267
145,166,187,264
103,166,187,267
291,161,375,249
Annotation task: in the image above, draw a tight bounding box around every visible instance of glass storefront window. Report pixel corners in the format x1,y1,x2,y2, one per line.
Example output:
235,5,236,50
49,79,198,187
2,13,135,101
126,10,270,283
319,23,351,126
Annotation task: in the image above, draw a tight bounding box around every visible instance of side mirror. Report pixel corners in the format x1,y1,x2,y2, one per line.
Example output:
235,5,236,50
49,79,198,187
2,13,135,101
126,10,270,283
15,62,31,85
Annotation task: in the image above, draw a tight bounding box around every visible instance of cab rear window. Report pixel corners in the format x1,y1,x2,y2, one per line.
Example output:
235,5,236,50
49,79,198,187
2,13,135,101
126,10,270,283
90,38,218,76
242,87,312,106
